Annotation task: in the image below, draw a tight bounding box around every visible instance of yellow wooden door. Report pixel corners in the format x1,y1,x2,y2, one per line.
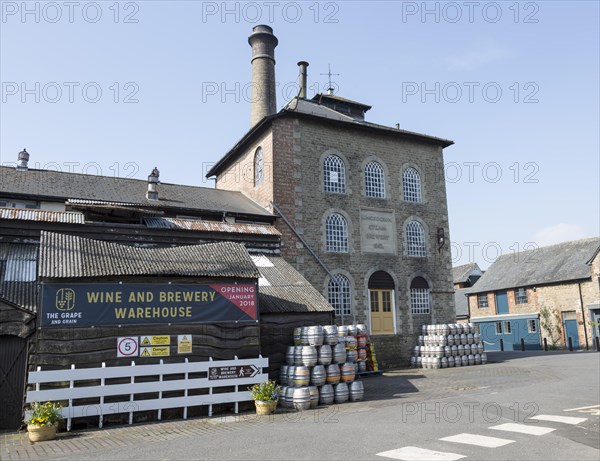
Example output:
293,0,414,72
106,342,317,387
370,289,394,334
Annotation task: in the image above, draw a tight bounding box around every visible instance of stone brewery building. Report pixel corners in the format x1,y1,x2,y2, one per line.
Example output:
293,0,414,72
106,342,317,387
0,24,457,429
207,25,456,366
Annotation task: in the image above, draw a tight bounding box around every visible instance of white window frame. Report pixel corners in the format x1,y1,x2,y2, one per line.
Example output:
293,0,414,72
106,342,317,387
325,213,349,253
477,293,488,308
403,167,422,202
254,147,264,187
515,287,528,304
528,319,537,333
323,155,346,193
364,161,385,198
410,287,430,315
503,321,512,334
406,221,426,257
328,274,351,316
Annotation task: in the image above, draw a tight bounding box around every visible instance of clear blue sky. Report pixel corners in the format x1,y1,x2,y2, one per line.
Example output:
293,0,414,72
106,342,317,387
1,1,598,269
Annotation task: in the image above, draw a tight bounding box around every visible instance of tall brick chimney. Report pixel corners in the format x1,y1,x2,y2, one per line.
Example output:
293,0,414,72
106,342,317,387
248,25,278,127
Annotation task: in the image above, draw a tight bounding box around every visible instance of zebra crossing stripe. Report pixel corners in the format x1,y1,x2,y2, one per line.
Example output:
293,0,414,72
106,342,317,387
440,433,515,448
376,447,466,460
489,423,555,435
530,415,587,425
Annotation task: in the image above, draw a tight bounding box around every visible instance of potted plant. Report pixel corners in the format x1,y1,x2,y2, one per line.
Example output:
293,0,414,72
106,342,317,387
24,401,63,442
248,380,281,415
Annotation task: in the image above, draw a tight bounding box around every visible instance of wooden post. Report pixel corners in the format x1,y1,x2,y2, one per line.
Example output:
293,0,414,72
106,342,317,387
568,337,573,352
521,338,525,351
500,338,504,351
543,337,548,351
595,336,600,352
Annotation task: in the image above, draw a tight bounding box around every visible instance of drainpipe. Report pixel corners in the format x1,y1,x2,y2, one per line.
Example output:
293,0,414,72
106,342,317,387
271,202,345,326
578,282,589,350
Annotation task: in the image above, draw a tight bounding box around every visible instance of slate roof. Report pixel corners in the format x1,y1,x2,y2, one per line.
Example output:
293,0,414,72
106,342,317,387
206,97,453,178
39,231,261,280
251,255,333,313
0,166,271,217
0,243,39,312
454,288,472,319
453,262,481,284
470,237,600,294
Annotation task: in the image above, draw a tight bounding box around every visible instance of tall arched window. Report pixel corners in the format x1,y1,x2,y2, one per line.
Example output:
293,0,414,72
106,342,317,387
254,147,264,186
403,167,422,202
326,213,349,252
365,161,385,198
410,276,430,314
406,221,426,256
323,155,346,193
328,274,351,316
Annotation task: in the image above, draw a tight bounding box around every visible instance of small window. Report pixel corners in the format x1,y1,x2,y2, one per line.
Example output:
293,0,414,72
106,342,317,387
403,167,422,202
254,147,264,186
503,321,512,334
364,161,385,198
410,276,430,314
325,213,349,253
515,287,528,304
495,322,503,334
323,155,346,193
328,274,351,316
406,221,426,257
477,293,488,308
528,319,537,333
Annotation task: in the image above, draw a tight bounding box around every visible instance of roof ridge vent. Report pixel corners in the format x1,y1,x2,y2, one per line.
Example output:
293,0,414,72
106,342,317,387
17,148,29,171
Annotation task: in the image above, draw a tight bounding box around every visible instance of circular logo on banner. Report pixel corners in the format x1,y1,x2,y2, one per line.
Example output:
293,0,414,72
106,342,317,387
118,337,139,357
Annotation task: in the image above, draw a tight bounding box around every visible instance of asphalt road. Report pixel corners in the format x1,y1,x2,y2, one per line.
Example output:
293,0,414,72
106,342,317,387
3,351,599,460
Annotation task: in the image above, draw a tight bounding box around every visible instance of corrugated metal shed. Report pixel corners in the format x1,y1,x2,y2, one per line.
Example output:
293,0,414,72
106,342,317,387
0,166,272,217
0,207,84,224
252,256,333,313
145,217,281,236
470,237,600,294
0,243,39,312
39,231,261,279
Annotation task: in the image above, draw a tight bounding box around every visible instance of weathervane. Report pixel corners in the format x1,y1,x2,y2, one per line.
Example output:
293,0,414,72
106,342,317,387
320,64,340,95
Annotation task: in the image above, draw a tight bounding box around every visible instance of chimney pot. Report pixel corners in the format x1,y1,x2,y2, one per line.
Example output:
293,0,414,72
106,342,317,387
147,167,159,200
297,61,309,98
17,148,29,171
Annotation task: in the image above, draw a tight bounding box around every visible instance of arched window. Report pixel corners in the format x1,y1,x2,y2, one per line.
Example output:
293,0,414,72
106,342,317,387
326,213,349,253
328,274,351,316
406,221,426,257
323,155,346,193
365,161,385,198
403,167,422,202
410,276,430,314
254,147,264,186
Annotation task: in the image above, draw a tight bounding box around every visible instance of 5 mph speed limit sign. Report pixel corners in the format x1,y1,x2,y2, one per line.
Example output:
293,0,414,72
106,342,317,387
117,337,139,357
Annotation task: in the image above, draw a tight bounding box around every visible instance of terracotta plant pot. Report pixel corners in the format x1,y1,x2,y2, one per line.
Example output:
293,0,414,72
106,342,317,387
254,400,277,415
27,424,57,442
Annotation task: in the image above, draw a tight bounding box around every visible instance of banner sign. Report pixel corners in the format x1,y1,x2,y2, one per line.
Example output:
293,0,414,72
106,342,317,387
41,283,257,327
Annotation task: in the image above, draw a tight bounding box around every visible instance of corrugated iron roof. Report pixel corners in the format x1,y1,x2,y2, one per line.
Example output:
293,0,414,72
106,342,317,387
252,256,333,313
0,243,39,312
145,217,281,236
0,166,272,217
470,237,600,294
39,231,261,279
0,207,85,224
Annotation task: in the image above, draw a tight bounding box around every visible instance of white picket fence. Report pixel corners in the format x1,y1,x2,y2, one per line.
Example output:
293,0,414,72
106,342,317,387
26,356,269,431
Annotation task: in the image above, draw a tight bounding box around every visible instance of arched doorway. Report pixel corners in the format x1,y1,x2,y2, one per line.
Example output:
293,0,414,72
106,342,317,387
369,271,395,335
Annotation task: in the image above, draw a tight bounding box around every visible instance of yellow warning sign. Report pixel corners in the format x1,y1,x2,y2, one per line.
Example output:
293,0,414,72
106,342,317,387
178,334,192,354
140,336,171,346
140,346,170,357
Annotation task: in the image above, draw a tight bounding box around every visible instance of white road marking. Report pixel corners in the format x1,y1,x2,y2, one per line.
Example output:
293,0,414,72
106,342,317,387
489,423,555,436
563,405,600,411
376,447,466,461
440,433,515,448
530,415,587,425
